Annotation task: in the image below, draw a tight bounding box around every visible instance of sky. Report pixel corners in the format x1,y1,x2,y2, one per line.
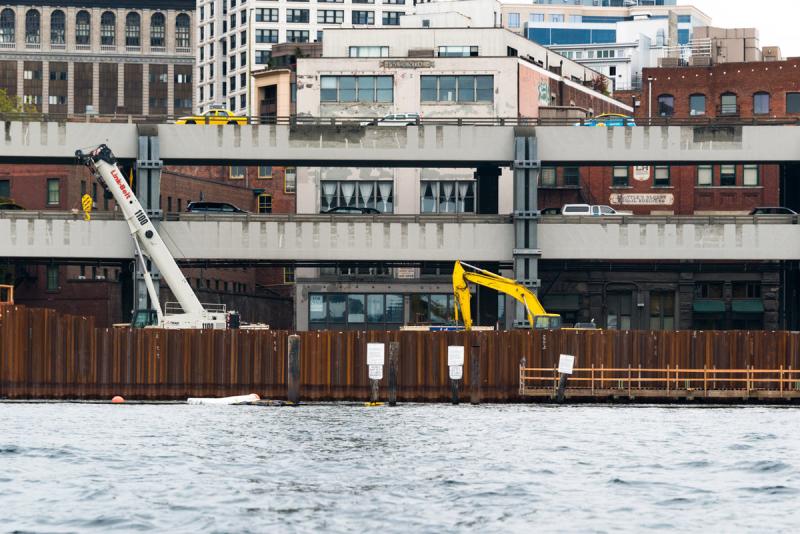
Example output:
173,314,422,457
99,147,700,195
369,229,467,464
681,0,799,56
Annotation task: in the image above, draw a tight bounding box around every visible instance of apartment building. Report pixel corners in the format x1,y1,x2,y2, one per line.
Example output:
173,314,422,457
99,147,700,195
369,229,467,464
0,1,194,116
196,0,413,115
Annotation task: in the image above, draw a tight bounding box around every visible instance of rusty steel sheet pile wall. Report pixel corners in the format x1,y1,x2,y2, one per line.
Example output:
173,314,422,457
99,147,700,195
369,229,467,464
3,305,800,401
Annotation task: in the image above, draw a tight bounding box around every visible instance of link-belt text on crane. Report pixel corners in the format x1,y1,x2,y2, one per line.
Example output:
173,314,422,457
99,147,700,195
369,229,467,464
110,169,132,200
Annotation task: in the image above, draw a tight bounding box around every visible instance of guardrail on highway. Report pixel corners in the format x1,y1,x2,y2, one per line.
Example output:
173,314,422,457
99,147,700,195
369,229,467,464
1,113,799,128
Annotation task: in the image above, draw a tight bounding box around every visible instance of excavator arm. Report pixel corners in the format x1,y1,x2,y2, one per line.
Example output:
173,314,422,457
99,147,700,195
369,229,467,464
452,261,561,331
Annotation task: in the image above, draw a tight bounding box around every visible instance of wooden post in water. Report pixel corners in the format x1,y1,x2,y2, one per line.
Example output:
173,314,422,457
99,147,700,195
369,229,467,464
470,342,480,405
388,341,399,406
370,379,379,403
287,335,300,404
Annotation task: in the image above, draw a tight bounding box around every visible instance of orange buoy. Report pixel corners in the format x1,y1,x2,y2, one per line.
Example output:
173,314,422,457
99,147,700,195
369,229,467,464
111,395,125,404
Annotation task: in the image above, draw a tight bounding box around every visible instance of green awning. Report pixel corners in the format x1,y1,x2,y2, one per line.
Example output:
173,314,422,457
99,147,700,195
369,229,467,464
732,299,764,314
693,300,726,313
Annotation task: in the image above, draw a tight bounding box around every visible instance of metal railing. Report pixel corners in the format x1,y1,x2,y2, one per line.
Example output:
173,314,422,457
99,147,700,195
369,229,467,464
165,301,227,316
0,112,799,128
520,365,800,398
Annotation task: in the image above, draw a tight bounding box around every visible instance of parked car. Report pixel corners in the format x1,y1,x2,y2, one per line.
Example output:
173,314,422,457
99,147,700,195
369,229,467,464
578,113,636,127
186,201,246,213
322,206,381,215
539,207,562,216
749,207,798,215
360,113,421,127
176,108,248,125
562,204,618,216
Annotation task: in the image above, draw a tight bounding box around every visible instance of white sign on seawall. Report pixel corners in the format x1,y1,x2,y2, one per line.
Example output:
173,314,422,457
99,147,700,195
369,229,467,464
633,166,651,181
447,346,465,367
367,343,385,366
449,365,463,380
558,354,575,375
368,365,383,380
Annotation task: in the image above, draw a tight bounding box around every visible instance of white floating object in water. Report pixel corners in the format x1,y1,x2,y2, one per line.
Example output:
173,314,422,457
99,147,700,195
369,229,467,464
187,393,260,405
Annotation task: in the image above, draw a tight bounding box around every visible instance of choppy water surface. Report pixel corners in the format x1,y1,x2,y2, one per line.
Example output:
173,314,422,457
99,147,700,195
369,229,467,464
2,404,800,532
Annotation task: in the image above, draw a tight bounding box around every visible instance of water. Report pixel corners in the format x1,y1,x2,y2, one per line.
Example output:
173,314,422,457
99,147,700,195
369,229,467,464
2,404,800,533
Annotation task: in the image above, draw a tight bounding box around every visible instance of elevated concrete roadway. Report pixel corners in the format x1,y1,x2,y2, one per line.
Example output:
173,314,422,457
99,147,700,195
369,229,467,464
2,212,799,263
0,121,798,165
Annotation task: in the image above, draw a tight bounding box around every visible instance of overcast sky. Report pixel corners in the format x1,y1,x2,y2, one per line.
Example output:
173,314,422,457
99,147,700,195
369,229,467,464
682,0,799,56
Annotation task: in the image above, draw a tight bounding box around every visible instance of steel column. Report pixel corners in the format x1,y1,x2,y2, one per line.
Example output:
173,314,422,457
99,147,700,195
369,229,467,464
512,136,541,328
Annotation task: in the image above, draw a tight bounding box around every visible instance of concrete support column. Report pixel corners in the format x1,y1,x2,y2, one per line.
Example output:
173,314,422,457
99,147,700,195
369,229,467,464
678,273,695,330
66,62,74,115
41,61,49,114
167,63,175,116
511,135,541,328
91,62,99,111
133,134,163,318
142,63,150,116
117,62,124,110
16,61,23,102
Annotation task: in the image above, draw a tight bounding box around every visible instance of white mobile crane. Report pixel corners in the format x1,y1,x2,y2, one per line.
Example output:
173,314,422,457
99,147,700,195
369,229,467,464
77,144,239,329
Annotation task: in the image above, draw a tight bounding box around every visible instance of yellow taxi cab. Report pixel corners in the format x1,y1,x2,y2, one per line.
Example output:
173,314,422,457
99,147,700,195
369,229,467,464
175,108,248,125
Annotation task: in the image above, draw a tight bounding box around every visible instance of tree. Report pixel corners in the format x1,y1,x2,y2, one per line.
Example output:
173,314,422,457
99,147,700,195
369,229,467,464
0,88,38,114
590,74,609,97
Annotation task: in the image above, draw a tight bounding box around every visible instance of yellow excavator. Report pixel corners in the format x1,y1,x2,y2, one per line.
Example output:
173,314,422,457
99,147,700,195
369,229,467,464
453,261,564,330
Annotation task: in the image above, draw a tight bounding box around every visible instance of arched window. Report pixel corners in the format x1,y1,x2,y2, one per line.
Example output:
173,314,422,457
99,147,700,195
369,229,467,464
0,9,15,44
689,93,705,116
75,11,90,45
657,94,674,117
753,92,770,115
50,10,65,45
125,12,140,47
150,13,165,47
100,11,115,46
175,13,190,48
25,9,40,44
720,92,737,115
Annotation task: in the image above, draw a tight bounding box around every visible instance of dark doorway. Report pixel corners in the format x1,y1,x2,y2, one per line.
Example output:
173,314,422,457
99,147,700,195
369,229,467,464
780,164,800,329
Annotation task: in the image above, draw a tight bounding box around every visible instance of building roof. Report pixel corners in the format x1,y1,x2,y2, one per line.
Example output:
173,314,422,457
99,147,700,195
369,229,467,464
7,1,194,9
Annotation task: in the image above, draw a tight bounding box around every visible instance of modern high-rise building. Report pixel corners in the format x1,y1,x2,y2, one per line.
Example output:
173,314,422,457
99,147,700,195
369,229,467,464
196,0,414,115
0,1,195,116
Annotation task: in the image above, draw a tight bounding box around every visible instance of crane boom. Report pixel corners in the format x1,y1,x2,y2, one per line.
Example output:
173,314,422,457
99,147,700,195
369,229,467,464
452,261,562,331
77,144,230,329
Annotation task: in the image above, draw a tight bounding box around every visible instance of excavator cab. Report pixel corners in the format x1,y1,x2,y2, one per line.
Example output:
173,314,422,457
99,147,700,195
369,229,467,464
533,315,562,330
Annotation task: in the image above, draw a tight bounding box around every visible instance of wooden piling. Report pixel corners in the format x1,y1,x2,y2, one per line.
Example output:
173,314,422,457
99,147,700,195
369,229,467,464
287,334,300,404
388,341,399,406
470,342,480,405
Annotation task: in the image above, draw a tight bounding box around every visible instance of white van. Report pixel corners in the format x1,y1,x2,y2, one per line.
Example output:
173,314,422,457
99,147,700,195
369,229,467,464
562,204,618,216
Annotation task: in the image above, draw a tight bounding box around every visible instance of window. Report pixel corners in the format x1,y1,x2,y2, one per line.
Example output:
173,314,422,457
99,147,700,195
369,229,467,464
320,76,393,103
420,181,475,214
258,194,272,213
100,11,115,46
530,13,544,23
286,30,309,43
24,9,41,45
743,164,759,186
654,166,670,187
749,92,770,115
321,180,394,212
0,9,15,44
649,292,675,331
697,165,712,186
720,165,736,186
318,10,343,23
47,178,60,205
50,10,65,45
46,266,59,291
256,50,271,64
309,293,403,329
657,94,674,117
352,11,374,25
230,166,245,179
689,94,705,116
284,267,296,284
349,46,388,57
0,179,10,198
382,12,403,25
733,282,761,299
258,165,272,179
550,14,564,22
612,166,629,187
255,8,279,22
384,0,405,3
287,9,309,23
125,13,140,47
508,13,520,28
695,282,723,299
150,13,165,47
411,294,455,324
606,291,632,330
564,167,579,187
720,93,737,115
176,14,190,48
256,30,278,44
438,46,478,57
352,0,374,2
786,93,800,114
540,167,556,186
285,167,296,193
569,15,582,23
420,75,493,103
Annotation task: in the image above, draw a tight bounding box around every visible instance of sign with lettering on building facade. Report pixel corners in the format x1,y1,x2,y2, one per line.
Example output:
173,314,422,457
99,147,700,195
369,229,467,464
380,60,434,69
609,193,675,206
633,166,651,181
310,295,324,314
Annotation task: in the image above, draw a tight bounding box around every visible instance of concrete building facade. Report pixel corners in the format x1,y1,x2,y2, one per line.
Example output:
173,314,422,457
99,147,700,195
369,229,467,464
0,0,195,116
